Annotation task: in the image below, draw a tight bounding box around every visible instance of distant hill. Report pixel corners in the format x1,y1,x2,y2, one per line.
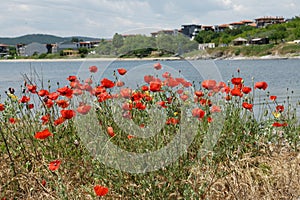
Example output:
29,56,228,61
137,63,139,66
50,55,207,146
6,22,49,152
0,34,100,45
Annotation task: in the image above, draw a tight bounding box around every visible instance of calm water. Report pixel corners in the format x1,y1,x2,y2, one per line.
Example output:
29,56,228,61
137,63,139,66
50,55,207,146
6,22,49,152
0,59,299,106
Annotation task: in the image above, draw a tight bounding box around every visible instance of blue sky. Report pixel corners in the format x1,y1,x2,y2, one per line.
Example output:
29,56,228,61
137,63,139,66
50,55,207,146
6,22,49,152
0,0,299,38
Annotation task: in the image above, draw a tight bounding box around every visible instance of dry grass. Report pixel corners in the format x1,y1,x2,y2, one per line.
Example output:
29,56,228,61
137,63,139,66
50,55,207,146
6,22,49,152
190,146,300,200
2,145,300,199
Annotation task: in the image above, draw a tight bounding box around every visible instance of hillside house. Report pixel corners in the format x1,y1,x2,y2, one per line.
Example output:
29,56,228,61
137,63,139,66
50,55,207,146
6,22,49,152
255,16,285,28
181,24,202,39
151,30,178,37
18,42,48,56
214,24,230,32
249,37,269,45
57,41,78,51
229,21,245,29
232,37,247,46
0,44,9,57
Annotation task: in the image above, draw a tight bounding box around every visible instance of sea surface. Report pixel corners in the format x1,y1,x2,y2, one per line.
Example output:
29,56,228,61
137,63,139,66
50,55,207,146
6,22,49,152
0,58,299,113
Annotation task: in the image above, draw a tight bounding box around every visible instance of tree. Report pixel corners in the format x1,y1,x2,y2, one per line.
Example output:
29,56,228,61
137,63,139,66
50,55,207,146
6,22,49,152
112,33,124,49
8,46,17,58
156,34,176,53
71,37,79,43
269,25,287,44
78,47,89,55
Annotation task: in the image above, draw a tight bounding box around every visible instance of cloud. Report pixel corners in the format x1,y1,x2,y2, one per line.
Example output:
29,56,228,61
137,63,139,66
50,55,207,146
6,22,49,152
0,0,299,38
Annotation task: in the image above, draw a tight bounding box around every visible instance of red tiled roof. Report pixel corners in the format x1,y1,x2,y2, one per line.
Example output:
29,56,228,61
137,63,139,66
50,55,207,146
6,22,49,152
218,24,229,28
249,23,257,27
241,20,253,23
255,16,284,20
229,21,245,25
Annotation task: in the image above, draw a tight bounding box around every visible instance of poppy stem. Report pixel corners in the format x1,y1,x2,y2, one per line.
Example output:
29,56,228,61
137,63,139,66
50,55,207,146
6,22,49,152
0,126,16,176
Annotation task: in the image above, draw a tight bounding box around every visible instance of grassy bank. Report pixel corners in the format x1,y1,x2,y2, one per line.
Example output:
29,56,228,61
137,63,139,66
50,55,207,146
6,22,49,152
0,65,299,199
185,43,300,59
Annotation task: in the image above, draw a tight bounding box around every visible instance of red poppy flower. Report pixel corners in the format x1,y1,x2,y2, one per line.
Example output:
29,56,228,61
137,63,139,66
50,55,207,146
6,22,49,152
77,104,92,115
127,135,135,139
26,84,37,93
202,80,217,90
132,92,143,101
56,100,69,108
97,92,112,102
38,90,49,97
180,94,189,101
165,77,180,87
122,102,133,111
44,99,54,108
61,109,76,119
57,86,73,99
154,62,162,70
230,88,243,97
9,118,17,124
67,75,77,82
205,117,212,123
116,81,125,87
89,65,98,73
83,84,93,92
217,81,226,89
0,103,5,111
101,78,115,88
134,101,146,110
47,92,59,100
276,105,284,112
93,86,106,96
221,86,231,94
166,117,179,125
141,85,149,91
255,81,268,90
195,91,204,97
270,95,277,101
225,95,231,101
107,126,115,137
41,179,46,187
120,88,132,99
84,78,93,85
70,80,80,88
242,102,253,111
73,89,83,96
94,185,109,197
41,114,50,125
242,86,252,94
182,81,192,88
19,96,30,103
211,105,221,113
192,108,205,119
199,98,212,107
54,117,66,126
231,77,243,85
176,89,183,94
117,68,127,75
34,129,53,139
157,101,167,108
149,81,162,92
144,75,154,84
162,72,171,78
27,104,34,109
272,122,288,127
49,160,61,171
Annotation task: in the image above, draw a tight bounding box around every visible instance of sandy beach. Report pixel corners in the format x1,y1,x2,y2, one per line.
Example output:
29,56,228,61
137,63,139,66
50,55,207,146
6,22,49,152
0,56,182,62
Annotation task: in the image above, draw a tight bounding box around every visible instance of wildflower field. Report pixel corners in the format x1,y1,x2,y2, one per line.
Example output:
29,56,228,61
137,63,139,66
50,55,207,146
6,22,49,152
0,63,300,199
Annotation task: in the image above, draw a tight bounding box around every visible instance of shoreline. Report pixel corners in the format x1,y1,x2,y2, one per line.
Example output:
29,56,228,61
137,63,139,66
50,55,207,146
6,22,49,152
0,57,182,62
0,55,299,62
